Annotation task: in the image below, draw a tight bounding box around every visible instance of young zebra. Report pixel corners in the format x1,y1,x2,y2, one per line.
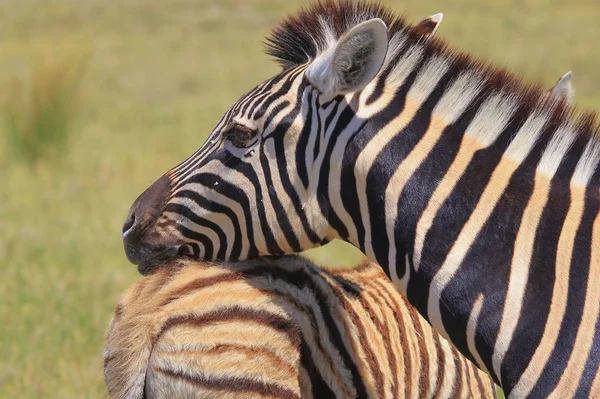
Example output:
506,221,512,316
104,256,496,398
120,1,599,396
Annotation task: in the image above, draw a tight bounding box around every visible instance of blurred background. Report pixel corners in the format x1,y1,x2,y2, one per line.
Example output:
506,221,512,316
1,0,599,397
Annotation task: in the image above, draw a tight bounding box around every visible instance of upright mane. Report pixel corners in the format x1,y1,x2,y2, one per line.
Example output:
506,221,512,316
265,0,599,148
265,1,407,69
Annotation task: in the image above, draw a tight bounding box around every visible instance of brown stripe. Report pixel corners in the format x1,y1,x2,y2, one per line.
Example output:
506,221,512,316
432,333,446,399
153,366,300,399
327,280,386,397
369,281,407,398
472,360,487,398
450,346,463,398
159,273,355,396
154,306,300,348
351,259,375,274
243,265,369,397
461,351,471,397
406,301,431,396
396,304,412,397
357,287,399,396
159,271,243,307
372,279,414,397
256,273,359,396
160,344,298,377
377,284,410,395
378,277,435,395
322,260,374,293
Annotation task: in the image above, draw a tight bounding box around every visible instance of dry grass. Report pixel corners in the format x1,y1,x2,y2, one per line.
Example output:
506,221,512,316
0,0,598,397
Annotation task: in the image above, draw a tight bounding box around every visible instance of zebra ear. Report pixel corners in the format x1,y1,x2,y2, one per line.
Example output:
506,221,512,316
548,71,575,104
412,13,443,40
306,18,388,98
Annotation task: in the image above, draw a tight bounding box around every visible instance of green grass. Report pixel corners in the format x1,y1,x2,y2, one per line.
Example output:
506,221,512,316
3,53,87,165
1,0,598,397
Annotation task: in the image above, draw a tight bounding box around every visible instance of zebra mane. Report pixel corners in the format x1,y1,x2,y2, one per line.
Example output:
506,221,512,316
265,0,599,159
265,0,408,70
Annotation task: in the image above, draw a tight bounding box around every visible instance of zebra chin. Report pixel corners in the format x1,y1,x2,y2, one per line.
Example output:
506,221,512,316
123,241,201,275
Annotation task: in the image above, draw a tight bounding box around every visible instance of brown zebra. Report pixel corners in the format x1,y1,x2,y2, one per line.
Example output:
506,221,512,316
104,256,496,398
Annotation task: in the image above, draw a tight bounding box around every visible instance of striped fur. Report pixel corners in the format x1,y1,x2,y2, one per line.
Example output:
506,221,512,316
104,257,496,398
121,1,600,397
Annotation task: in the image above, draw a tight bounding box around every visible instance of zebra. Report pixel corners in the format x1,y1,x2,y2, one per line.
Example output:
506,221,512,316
120,1,599,397
548,71,574,105
104,256,496,398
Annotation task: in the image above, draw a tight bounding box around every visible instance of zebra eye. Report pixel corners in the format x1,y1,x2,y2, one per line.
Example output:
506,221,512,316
224,124,258,148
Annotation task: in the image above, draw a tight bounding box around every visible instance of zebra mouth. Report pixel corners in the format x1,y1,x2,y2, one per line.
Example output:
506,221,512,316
125,241,200,275
128,246,180,275
139,245,200,274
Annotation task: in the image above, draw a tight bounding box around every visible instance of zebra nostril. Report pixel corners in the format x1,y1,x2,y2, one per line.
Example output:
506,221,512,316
122,174,170,250
122,213,136,236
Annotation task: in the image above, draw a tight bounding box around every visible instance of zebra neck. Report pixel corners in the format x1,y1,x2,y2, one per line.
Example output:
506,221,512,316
337,64,600,393
338,97,510,389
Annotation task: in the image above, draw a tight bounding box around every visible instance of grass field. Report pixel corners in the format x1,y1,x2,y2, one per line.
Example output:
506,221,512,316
1,0,599,397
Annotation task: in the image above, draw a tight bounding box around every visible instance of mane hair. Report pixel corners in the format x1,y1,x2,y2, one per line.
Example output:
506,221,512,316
264,0,600,161
265,1,407,70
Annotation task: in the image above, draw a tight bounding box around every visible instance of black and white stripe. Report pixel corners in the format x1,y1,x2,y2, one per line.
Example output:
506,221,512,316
122,2,599,397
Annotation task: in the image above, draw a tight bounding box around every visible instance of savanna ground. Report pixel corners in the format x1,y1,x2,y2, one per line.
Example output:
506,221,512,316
1,0,599,397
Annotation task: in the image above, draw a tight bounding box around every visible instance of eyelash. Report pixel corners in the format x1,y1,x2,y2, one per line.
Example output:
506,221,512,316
225,124,258,148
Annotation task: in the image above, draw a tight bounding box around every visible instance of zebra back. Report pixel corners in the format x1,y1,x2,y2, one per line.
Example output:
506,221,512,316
104,257,496,398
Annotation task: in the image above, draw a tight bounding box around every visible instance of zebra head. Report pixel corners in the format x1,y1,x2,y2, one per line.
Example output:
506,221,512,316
121,7,445,274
